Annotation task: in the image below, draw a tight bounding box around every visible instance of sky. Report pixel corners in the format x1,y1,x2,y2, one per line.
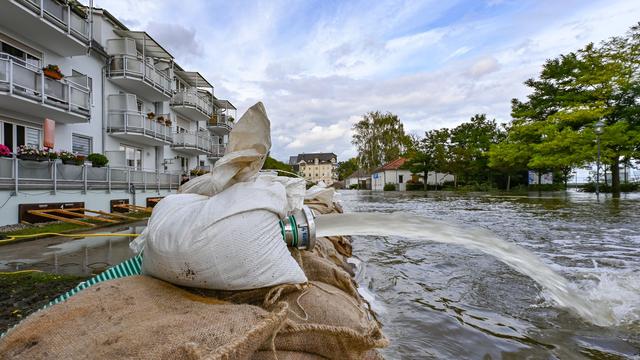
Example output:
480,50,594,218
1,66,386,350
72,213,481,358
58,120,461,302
95,0,640,162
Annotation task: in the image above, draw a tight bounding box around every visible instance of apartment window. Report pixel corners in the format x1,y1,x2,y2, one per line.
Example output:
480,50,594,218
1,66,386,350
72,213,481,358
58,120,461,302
0,41,40,67
72,134,92,156
119,144,142,170
2,122,41,152
136,99,143,112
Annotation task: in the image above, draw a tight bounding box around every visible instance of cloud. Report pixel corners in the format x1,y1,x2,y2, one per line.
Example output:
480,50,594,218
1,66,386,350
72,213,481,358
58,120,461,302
146,22,203,58
95,0,640,162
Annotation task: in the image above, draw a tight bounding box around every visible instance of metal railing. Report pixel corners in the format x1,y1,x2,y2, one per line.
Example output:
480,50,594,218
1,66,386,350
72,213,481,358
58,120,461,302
16,0,90,43
208,114,233,131
0,156,180,194
208,144,226,158
0,53,91,118
106,111,173,143
172,131,213,153
171,90,213,117
107,54,173,97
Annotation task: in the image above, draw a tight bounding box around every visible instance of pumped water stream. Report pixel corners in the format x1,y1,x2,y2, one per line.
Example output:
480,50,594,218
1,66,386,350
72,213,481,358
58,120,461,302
316,212,635,327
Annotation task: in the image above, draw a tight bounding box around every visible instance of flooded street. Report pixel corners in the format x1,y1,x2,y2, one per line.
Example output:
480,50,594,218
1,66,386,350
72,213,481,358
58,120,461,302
340,190,640,359
1,191,639,359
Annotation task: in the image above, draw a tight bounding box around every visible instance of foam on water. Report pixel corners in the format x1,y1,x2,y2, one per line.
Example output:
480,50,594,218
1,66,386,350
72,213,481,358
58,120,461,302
315,212,639,327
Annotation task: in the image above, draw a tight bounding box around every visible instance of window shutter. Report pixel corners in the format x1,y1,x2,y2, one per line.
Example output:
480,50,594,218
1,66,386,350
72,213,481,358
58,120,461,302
72,134,92,156
25,127,40,147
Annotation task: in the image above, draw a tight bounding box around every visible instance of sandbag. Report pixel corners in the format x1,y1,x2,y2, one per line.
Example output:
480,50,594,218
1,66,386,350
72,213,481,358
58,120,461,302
131,101,308,290
260,281,388,359
0,276,289,360
289,248,359,299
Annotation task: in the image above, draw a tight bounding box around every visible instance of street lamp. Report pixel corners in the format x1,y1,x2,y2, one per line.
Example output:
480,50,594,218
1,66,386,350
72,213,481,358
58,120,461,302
594,120,604,197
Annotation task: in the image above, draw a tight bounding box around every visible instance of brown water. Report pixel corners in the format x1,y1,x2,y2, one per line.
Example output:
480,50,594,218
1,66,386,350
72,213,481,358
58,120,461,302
338,190,640,359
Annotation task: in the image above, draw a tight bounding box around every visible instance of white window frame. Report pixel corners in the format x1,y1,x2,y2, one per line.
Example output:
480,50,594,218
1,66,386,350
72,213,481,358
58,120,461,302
72,133,93,156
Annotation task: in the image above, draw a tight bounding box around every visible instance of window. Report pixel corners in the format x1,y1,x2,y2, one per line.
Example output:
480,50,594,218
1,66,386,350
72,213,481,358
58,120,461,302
1,122,41,152
72,134,92,156
0,41,40,67
119,144,142,169
399,175,404,184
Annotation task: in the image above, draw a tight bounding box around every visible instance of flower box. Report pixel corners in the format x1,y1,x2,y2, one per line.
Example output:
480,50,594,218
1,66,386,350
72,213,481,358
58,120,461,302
18,154,48,162
43,69,63,80
62,158,84,166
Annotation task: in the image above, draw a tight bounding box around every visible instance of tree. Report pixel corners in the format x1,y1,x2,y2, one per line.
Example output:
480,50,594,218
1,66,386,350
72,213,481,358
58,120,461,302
449,114,504,185
402,139,433,191
352,111,411,170
494,23,640,194
336,157,359,180
261,156,296,177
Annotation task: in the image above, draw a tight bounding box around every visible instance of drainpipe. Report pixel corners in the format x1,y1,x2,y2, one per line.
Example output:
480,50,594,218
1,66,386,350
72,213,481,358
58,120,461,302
101,65,106,153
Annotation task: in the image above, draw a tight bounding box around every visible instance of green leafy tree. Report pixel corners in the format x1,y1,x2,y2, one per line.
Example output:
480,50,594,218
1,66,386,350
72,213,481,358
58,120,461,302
352,111,411,170
336,157,359,180
493,24,640,194
262,156,296,177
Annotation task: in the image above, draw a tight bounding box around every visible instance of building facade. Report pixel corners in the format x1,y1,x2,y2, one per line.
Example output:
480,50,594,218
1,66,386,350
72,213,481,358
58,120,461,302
370,158,454,191
292,153,337,185
345,169,370,189
0,1,236,225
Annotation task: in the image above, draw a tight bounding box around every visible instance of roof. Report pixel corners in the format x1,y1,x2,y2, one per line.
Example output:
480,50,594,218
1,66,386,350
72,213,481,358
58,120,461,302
174,70,213,88
288,156,298,165
346,169,370,179
296,153,337,164
213,99,237,110
372,157,407,173
113,30,174,59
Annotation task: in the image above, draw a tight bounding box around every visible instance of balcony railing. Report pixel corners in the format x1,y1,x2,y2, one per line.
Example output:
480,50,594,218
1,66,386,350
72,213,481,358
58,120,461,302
0,156,180,193
208,144,226,158
0,53,91,118
15,0,90,43
107,111,173,143
107,54,173,97
172,131,212,153
171,90,213,117
208,114,233,131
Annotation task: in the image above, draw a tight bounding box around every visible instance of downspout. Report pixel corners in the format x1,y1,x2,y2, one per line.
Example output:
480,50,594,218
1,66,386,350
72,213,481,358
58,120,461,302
101,65,106,153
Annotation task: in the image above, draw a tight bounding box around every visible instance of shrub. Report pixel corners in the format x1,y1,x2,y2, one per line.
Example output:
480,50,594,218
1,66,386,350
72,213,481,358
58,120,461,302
190,168,208,177
383,183,397,191
406,181,424,191
87,153,109,167
349,184,359,189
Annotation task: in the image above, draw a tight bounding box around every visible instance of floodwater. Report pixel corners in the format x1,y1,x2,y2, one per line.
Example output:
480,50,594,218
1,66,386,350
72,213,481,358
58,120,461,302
1,191,639,359
338,190,640,359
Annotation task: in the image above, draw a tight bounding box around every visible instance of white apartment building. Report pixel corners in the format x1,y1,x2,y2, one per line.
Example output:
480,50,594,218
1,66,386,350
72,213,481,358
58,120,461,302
0,1,236,225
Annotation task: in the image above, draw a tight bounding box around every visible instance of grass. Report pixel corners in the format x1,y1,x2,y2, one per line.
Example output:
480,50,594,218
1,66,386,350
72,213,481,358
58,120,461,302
0,271,88,332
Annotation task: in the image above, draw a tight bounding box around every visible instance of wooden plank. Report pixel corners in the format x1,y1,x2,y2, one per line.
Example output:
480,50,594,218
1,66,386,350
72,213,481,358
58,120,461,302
82,209,135,220
52,209,119,224
27,210,96,227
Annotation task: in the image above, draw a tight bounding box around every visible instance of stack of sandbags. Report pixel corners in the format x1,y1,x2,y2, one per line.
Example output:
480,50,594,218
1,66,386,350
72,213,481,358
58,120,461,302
0,276,289,360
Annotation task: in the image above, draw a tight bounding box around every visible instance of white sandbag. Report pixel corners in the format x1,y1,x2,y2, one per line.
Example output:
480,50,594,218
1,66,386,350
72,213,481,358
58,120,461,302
131,102,307,290
178,102,271,197
305,183,337,207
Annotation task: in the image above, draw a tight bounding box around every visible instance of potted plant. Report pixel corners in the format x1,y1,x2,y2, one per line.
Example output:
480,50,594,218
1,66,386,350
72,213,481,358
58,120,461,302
59,150,85,165
87,153,109,168
0,144,11,158
46,148,59,161
17,145,49,162
146,112,155,120
164,118,172,126
43,64,63,80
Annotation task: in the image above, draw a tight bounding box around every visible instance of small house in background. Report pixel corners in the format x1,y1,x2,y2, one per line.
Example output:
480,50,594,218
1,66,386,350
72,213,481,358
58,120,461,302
371,157,456,191
371,158,411,191
346,169,371,189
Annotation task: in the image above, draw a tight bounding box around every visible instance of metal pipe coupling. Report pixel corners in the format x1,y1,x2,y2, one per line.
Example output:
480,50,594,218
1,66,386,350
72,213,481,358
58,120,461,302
279,205,316,250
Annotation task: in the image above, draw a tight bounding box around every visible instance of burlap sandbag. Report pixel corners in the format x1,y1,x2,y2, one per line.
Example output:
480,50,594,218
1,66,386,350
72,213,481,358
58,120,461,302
251,350,326,359
289,249,359,299
260,281,388,359
324,235,353,258
0,276,289,360
311,237,353,275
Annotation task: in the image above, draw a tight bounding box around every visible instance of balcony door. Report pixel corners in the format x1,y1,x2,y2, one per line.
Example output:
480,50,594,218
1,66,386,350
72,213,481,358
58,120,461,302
1,121,41,153
119,144,142,170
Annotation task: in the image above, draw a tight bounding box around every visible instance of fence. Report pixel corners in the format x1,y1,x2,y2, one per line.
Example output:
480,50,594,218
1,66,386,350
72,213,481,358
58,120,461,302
0,157,180,194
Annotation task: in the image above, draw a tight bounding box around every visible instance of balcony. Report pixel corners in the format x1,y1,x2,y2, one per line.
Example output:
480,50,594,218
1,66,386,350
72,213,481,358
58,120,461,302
107,55,173,101
171,131,212,155
207,114,233,136
0,156,180,193
207,144,226,160
0,53,91,123
0,0,90,56
106,94,172,146
170,90,213,122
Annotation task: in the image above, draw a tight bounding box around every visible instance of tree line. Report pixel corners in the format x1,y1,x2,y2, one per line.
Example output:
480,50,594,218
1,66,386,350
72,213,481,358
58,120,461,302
342,23,640,194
